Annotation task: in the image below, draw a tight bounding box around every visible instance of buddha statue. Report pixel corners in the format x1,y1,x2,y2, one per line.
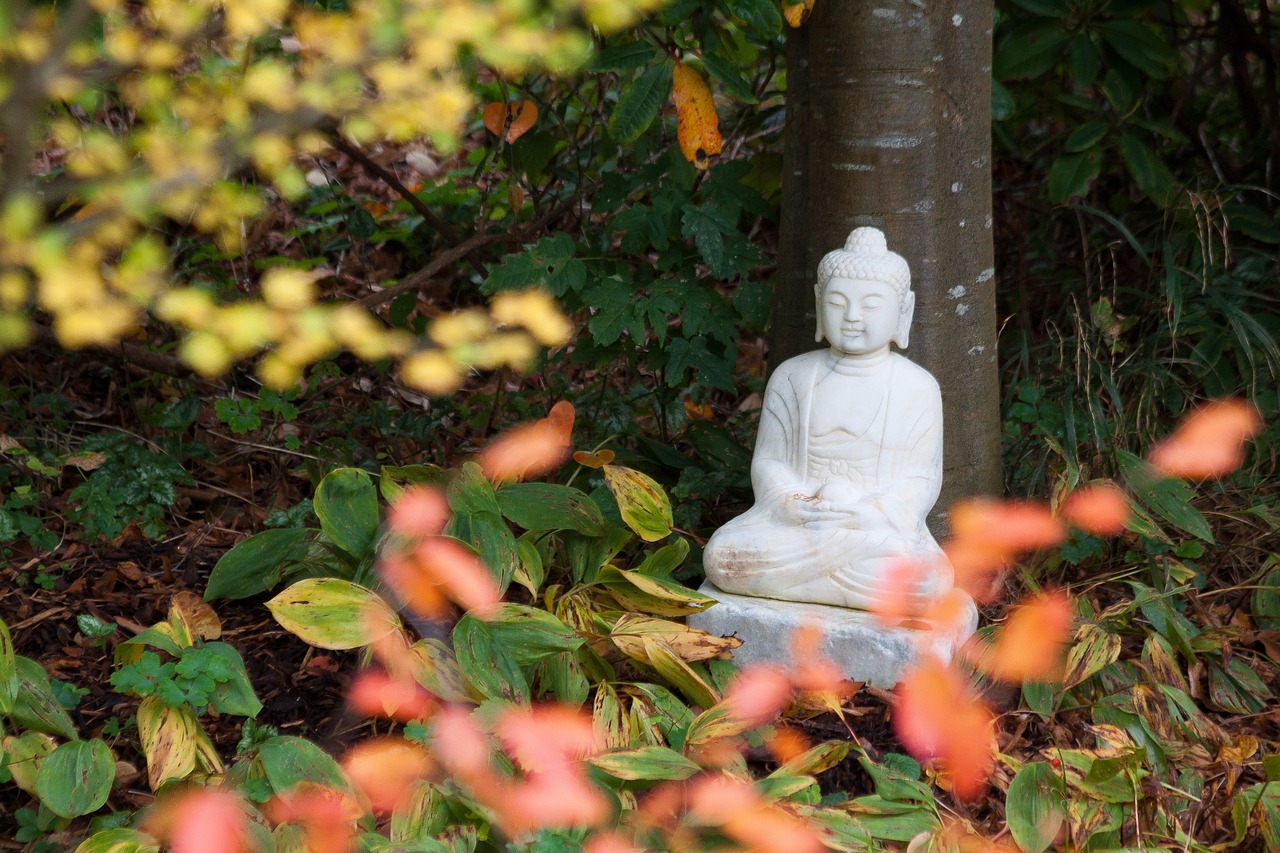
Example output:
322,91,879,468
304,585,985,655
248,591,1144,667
702,227,953,614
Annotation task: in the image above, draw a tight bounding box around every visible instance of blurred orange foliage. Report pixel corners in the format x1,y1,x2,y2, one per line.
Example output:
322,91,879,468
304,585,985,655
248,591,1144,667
894,655,993,801
973,589,1074,683
387,486,450,538
347,669,437,721
1061,482,1130,536
341,737,435,815
157,788,249,853
1148,397,1262,479
478,400,575,482
947,498,1065,601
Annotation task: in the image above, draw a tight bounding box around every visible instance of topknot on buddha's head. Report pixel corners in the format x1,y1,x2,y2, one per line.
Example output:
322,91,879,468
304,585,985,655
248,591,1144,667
815,227,911,300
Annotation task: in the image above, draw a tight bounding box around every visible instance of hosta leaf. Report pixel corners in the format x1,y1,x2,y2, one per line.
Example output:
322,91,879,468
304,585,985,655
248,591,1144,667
137,695,207,789
314,468,380,559
0,617,17,714
602,465,672,541
12,656,78,740
266,578,403,650
452,615,530,703
496,483,605,535
1006,761,1067,853
204,527,314,601
36,738,114,818
257,734,350,794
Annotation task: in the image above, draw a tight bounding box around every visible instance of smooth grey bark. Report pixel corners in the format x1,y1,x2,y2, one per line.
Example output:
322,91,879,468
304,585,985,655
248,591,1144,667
771,0,1003,519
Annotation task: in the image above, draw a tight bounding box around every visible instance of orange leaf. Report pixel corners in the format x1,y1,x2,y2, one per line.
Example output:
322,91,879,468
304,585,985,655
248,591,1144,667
974,589,1074,683
947,499,1065,601
672,62,722,169
584,832,641,853
388,486,450,538
419,537,501,617
500,770,609,832
872,556,930,625
894,656,994,801
496,705,601,773
782,0,816,27
724,663,792,726
767,726,810,763
478,402,575,482
788,624,850,696
266,784,361,853
342,738,435,816
163,789,249,853
1148,398,1262,479
347,669,437,721
573,448,616,468
482,100,538,143
1062,482,1130,536
688,775,824,853
378,550,451,620
683,399,714,420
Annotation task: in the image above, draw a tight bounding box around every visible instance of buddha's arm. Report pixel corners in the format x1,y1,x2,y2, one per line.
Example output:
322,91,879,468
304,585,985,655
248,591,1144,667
862,386,944,532
748,371,810,512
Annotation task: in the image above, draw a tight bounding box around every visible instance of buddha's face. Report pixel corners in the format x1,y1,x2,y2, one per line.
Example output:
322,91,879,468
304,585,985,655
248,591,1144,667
821,277,901,356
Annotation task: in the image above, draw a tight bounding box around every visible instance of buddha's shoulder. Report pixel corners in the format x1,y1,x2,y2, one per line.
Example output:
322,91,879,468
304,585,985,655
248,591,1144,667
889,353,940,390
767,350,827,385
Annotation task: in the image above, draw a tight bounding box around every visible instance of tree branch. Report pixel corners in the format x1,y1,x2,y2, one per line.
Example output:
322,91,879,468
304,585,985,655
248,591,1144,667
327,133,461,243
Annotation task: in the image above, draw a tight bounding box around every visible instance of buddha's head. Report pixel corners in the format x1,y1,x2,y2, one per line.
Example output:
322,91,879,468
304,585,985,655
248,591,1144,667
814,227,915,354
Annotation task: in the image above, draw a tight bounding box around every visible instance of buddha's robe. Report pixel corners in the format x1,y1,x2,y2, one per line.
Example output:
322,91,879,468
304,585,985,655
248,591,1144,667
703,349,950,611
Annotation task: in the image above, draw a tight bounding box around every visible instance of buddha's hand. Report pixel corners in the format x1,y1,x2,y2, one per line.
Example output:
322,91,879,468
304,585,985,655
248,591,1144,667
796,499,881,529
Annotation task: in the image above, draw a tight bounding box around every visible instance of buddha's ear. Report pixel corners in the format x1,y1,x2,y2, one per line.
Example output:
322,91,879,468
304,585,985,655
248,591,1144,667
895,291,916,348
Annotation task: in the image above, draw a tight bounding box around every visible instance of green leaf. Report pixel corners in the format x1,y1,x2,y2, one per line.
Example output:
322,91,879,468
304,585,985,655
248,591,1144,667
1069,34,1101,87
201,642,263,718
1064,119,1109,153
632,537,691,578
204,527,311,601
378,464,449,502
407,639,475,704
36,739,114,818
589,745,701,781
478,603,583,667
724,0,783,40
701,53,758,104
0,618,18,714
266,578,403,650
12,656,78,740
452,615,530,703
858,753,933,803
73,829,161,853
258,735,350,794
608,61,674,144
1096,19,1175,78
1118,132,1175,205
602,465,672,541
496,483,605,535
1007,0,1068,15
314,468,380,559
992,79,1016,121
774,741,850,777
1006,761,1067,853
593,40,661,72
1116,451,1214,542
446,514,519,595
994,21,1070,80
447,462,502,516
1047,150,1102,203
600,566,714,616
1062,622,1123,689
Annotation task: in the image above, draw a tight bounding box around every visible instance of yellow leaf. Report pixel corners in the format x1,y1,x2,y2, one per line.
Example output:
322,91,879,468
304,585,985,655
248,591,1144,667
602,465,672,541
672,62,722,169
783,0,816,27
266,578,403,650
482,100,538,143
611,614,741,662
137,695,201,790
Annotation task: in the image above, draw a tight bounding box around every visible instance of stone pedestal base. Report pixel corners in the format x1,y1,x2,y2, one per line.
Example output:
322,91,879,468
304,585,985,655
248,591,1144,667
687,583,978,688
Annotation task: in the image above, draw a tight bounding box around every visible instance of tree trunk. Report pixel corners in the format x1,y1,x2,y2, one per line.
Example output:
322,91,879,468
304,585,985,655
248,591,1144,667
772,0,1003,520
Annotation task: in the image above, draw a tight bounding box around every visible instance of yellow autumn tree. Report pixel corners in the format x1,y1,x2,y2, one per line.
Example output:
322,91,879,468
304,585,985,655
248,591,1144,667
0,0,660,392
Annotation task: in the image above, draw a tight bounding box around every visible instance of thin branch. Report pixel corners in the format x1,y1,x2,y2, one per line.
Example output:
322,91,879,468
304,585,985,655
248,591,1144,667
327,133,460,242
30,323,207,382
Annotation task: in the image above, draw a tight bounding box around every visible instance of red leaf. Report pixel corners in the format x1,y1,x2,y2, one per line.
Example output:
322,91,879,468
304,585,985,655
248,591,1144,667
165,789,249,853
478,401,575,483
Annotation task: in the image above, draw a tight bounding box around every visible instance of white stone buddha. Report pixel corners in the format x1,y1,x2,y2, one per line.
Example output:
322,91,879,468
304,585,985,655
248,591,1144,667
702,227,953,613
